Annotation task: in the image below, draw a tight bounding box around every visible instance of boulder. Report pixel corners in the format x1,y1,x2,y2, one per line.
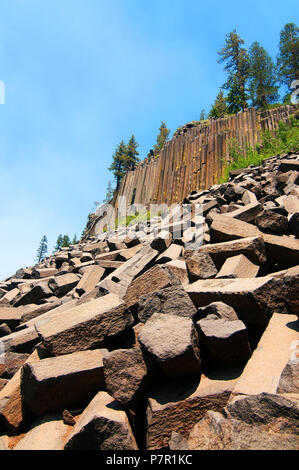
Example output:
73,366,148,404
138,285,197,323
277,355,299,394
216,254,259,278
197,236,266,269
75,266,105,296
146,372,239,450
21,349,108,416
48,273,80,296
138,313,201,377
123,265,181,310
185,252,218,282
186,276,296,326
64,391,138,450
36,294,134,356
255,210,289,234
196,315,252,368
103,347,153,407
232,313,298,396
195,302,238,321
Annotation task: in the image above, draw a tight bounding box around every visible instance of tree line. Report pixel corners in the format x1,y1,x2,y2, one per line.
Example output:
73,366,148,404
36,234,78,263
104,23,298,202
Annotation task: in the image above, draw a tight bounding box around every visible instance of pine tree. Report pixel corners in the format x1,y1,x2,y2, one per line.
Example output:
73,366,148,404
108,140,127,190
209,90,228,118
154,122,170,154
36,235,48,263
103,180,115,203
72,234,78,245
61,235,71,248
218,30,250,112
125,135,140,170
248,41,279,109
54,234,63,252
277,23,299,92
200,109,206,120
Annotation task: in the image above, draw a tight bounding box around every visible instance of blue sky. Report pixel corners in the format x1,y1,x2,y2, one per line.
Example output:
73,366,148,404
0,0,298,279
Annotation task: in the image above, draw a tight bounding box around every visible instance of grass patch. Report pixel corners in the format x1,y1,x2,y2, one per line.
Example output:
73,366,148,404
220,114,299,183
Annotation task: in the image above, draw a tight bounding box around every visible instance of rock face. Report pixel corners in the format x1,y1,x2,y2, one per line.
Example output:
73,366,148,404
0,150,298,450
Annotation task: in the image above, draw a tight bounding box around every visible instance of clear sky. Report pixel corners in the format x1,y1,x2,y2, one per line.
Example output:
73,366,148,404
0,0,298,280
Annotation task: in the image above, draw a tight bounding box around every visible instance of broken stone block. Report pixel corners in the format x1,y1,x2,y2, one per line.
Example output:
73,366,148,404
123,265,181,310
36,294,134,356
197,236,266,269
0,348,46,434
0,323,11,338
210,214,261,243
21,349,108,416
232,313,298,396
0,379,8,392
0,352,30,379
242,190,258,205
64,391,138,450
0,288,20,306
168,431,189,450
226,393,299,434
156,244,182,264
289,213,299,237
14,282,53,307
13,413,71,450
255,210,289,234
138,285,197,323
146,372,239,450
107,239,127,252
48,273,80,297
278,159,299,172
196,302,238,321
0,308,24,330
277,354,299,394
186,276,295,326
225,202,263,223
138,313,201,377
75,266,105,296
216,254,259,278
165,259,188,285
103,347,153,407
185,252,217,282
196,315,252,368
263,233,299,266
1,326,40,354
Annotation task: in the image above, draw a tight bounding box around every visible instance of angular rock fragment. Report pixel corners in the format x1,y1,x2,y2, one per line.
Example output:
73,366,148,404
184,252,217,282
0,352,29,379
196,302,238,321
123,265,181,310
138,313,201,377
36,294,134,355
197,236,266,269
196,315,252,368
225,202,263,223
75,266,105,296
14,282,53,307
64,391,138,450
255,210,289,234
277,355,299,393
216,254,259,278
263,233,299,266
186,277,296,326
48,273,80,296
146,372,239,449
232,313,298,396
103,347,153,407
138,285,197,323
156,244,182,264
210,214,261,242
21,349,108,416
289,212,299,237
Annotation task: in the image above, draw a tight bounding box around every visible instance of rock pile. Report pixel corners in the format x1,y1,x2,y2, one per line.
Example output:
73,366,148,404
0,152,298,450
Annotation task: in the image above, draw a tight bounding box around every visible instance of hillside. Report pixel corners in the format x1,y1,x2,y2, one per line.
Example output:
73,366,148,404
0,150,298,450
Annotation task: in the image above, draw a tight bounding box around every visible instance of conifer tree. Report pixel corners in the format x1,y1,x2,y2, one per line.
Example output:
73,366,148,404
72,234,78,245
200,109,206,120
61,235,71,248
36,235,48,263
108,140,127,190
54,234,63,252
125,135,140,170
209,90,228,118
248,41,279,109
103,180,115,203
277,23,299,93
218,30,250,112
154,122,170,154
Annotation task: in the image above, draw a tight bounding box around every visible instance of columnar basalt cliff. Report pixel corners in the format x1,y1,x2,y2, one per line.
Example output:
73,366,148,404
116,105,297,208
